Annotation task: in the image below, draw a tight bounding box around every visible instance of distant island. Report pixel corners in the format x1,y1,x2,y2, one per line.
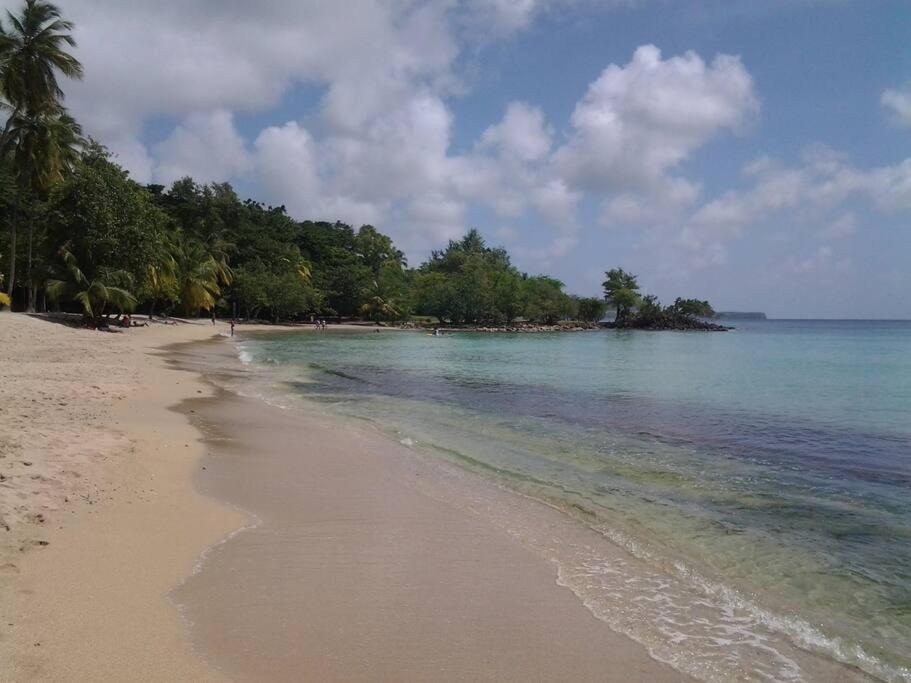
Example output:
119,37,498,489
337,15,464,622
599,268,729,331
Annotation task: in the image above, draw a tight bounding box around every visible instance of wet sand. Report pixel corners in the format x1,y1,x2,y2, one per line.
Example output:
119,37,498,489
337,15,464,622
173,339,689,682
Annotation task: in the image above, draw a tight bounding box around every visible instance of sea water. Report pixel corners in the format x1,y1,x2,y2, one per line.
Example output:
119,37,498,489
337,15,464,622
235,320,911,682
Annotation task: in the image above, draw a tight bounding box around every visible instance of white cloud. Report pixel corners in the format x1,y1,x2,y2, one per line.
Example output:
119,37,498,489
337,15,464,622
252,122,322,216
554,44,758,194
153,110,250,185
532,179,581,228
882,85,911,128
480,102,553,162
677,149,911,265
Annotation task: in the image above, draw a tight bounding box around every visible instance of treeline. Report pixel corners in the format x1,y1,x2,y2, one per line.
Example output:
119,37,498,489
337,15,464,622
2,136,608,326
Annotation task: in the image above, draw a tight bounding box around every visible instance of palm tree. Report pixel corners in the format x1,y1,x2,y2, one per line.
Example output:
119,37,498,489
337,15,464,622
171,237,224,316
46,246,136,325
360,276,400,323
0,0,82,117
143,257,178,319
2,106,83,309
0,0,82,305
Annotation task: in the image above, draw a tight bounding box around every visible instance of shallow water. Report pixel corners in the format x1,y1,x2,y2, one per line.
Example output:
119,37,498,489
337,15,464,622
237,321,911,682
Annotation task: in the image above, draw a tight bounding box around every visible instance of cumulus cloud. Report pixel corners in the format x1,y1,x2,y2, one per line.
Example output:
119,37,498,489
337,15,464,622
480,102,553,162
154,110,250,185
882,85,911,128
554,44,758,194
677,148,911,265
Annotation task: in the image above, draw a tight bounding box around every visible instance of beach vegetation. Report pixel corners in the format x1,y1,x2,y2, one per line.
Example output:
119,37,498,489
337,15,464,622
600,269,722,330
602,268,641,324
46,245,136,323
0,0,84,307
574,296,608,323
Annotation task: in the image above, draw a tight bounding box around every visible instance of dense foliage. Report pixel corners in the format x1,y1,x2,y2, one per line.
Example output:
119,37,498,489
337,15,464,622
601,268,717,329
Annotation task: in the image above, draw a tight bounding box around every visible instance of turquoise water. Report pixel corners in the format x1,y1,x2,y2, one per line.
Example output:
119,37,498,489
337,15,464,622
237,321,911,682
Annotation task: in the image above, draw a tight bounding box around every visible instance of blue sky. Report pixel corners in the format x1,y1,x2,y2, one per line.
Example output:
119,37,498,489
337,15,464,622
19,0,911,317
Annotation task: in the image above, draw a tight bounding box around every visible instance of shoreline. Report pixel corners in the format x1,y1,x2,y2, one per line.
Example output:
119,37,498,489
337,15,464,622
0,314,243,680
0,315,684,681
170,333,691,681
0,315,326,680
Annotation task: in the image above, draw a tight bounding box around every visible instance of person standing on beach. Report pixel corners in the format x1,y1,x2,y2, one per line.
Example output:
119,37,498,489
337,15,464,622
229,320,235,337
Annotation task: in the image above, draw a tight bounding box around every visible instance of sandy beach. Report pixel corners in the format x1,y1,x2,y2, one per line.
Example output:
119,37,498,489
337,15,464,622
0,313,687,682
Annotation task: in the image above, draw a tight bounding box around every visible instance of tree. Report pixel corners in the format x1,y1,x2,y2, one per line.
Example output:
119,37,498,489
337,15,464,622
360,264,407,323
0,0,83,306
170,236,224,316
575,296,607,323
46,246,136,325
522,276,573,324
635,294,663,327
2,106,84,309
0,0,83,116
48,144,171,297
412,271,455,323
671,297,714,318
602,267,640,324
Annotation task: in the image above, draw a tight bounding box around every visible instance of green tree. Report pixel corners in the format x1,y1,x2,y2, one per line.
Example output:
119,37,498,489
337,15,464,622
671,297,715,318
170,236,224,316
48,144,171,298
522,276,574,324
360,263,407,323
575,296,607,323
2,106,83,309
0,0,83,305
602,267,640,324
46,246,136,324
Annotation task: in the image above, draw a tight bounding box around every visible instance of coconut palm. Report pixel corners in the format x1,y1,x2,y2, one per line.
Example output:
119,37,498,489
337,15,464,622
360,276,400,323
46,246,136,324
171,237,224,316
0,0,82,304
2,105,82,189
143,257,178,319
0,0,82,117
3,106,83,309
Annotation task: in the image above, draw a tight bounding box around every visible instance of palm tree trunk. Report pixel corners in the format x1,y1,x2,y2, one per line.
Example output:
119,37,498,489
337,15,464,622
6,221,16,303
26,215,35,312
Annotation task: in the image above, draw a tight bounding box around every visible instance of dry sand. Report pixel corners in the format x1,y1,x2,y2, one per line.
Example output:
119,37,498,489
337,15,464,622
0,313,686,682
0,313,244,681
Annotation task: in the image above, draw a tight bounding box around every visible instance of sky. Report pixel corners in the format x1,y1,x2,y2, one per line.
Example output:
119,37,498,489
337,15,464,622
13,0,911,317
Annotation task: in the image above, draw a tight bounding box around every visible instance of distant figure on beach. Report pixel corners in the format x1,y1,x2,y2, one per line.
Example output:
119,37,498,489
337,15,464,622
229,319,235,337
121,314,131,328
211,310,216,325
